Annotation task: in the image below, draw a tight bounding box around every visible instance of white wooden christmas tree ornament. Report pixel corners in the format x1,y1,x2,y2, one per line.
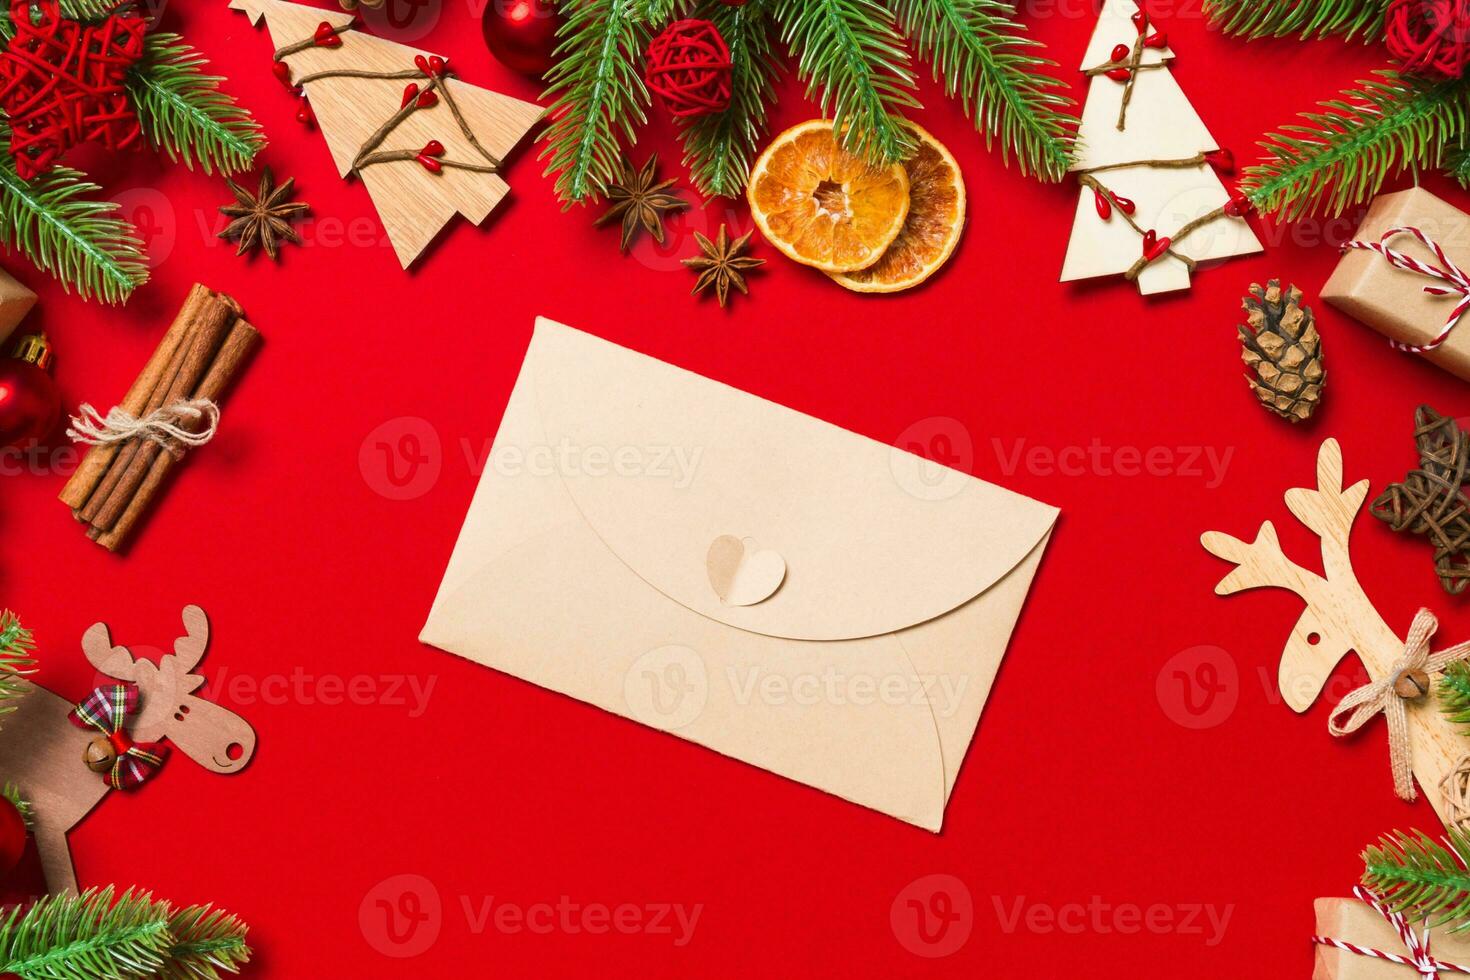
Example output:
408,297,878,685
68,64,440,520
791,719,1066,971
1060,0,1261,295
229,0,544,268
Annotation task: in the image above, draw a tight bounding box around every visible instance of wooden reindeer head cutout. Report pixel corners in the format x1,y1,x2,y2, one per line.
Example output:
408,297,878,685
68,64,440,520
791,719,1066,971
1203,439,1468,826
0,605,254,894
82,605,255,773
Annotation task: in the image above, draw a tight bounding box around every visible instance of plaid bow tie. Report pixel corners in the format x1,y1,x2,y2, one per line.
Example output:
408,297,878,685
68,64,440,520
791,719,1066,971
69,684,168,790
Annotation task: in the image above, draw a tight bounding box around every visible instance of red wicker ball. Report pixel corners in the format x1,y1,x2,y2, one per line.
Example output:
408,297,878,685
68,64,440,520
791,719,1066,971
1385,0,1470,78
645,19,732,118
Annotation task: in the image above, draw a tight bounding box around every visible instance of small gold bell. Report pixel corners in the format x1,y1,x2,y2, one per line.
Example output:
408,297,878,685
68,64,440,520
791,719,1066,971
83,737,116,773
1394,667,1431,700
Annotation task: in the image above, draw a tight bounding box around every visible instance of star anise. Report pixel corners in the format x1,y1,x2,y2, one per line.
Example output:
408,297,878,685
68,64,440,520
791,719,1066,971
683,226,763,308
218,168,310,261
595,154,688,253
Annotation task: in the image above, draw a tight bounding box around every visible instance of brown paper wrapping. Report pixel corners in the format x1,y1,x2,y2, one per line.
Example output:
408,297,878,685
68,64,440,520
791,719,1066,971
1323,187,1470,383
0,266,36,347
1313,897,1470,978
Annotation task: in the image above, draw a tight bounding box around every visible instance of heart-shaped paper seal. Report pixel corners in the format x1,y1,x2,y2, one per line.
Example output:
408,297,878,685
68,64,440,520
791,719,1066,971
706,535,786,606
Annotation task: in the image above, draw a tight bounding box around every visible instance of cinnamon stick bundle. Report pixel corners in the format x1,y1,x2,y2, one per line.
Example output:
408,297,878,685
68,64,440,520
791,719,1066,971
60,284,261,552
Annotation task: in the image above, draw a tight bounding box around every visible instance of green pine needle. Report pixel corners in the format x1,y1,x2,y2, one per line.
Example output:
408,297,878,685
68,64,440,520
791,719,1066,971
892,0,1073,181
127,34,265,176
633,0,686,21
1442,661,1470,729
158,905,251,980
0,887,173,979
1241,71,1470,219
677,0,780,198
538,0,653,205
0,132,149,303
0,610,36,721
2,784,30,828
771,0,920,166
1202,0,1389,42
1364,828,1470,932
1447,144,1470,187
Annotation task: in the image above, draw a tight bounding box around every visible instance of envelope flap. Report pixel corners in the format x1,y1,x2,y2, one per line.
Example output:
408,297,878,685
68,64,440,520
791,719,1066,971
528,319,1060,641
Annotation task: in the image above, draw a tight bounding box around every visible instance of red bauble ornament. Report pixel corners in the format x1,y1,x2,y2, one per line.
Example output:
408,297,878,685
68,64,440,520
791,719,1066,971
0,0,148,179
0,794,24,879
0,333,58,450
482,0,563,77
646,19,732,118
1385,0,1470,78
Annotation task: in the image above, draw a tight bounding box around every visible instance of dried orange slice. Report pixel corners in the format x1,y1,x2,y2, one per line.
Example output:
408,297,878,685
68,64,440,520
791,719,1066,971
746,120,910,274
831,124,965,293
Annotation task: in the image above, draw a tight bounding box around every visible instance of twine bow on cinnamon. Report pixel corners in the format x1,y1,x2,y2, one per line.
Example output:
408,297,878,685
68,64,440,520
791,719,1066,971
1329,609,1470,802
66,398,220,455
1313,885,1470,977
1341,225,1470,353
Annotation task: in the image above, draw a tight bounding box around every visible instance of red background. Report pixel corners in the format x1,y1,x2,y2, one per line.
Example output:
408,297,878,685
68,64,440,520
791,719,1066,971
4,0,1466,975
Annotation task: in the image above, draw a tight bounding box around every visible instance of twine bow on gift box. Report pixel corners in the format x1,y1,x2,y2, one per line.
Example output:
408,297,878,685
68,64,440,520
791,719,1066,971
69,684,168,790
1329,609,1470,802
1314,886,1470,977
1341,225,1470,353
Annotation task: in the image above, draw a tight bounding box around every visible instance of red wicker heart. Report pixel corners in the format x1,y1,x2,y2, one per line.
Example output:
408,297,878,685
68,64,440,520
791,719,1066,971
0,0,147,179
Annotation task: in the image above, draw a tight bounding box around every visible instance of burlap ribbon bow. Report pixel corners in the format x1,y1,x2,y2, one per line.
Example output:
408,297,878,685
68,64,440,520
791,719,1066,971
1329,609,1470,801
68,684,168,790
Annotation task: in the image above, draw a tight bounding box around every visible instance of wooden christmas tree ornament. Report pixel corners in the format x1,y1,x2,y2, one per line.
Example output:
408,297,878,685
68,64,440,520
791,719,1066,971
1203,440,1470,828
229,0,544,268
1059,0,1261,294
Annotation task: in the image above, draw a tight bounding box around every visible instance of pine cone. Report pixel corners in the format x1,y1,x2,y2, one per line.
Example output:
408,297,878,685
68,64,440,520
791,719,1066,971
1238,279,1324,423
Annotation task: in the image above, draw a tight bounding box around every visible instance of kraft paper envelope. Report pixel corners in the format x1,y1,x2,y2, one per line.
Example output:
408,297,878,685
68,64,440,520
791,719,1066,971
420,318,1059,831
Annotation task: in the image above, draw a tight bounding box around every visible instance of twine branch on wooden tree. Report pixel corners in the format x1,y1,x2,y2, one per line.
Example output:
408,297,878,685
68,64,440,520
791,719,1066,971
274,21,502,179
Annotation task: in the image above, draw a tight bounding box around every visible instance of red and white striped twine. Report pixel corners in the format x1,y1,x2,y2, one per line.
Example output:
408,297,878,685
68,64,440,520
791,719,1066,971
1311,885,1470,977
1341,225,1470,354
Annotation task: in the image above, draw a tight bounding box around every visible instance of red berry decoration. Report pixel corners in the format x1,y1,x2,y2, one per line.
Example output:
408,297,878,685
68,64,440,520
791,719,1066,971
0,333,59,450
416,139,446,173
1224,193,1255,217
1106,67,1132,81
0,794,25,879
482,0,563,77
1385,0,1470,78
1144,31,1168,48
1094,187,1113,219
1205,147,1235,174
1111,43,1130,62
0,0,148,179
272,60,293,87
312,21,342,47
1131,9,1148,33
1112,194,1137,215
646,19,733,118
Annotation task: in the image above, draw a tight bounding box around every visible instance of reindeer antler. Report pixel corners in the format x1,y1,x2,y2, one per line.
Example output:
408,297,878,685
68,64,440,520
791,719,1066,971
171,605,210,672
1201,439,1401,712
81,622,136,681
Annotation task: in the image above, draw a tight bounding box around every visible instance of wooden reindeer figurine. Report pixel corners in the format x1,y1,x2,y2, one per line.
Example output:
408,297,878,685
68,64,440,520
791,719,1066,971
1202,439,1470,827
0,605,254,893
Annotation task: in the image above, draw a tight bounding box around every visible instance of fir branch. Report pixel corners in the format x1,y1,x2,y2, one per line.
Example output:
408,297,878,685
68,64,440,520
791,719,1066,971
0,887,173,980
2,784,30,828
1447,143,1470,187
1202,0,1389,42
1241,71,1470,219
892,0,1073,181
633,0,686,21
1443,661,1470,729
771,0,920,165
0,133,149,303
1363,828,1470,931
678,0,780,198
0,610,36,720
538,0,652,205
126,34,265,176
158,905,251,980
